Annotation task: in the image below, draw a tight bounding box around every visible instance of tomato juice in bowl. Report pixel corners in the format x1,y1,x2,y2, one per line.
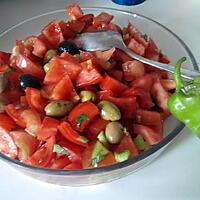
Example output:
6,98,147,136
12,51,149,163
0,4,197,186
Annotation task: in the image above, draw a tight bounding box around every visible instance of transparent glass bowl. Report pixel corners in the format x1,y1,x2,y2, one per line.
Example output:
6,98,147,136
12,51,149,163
0,7,198,186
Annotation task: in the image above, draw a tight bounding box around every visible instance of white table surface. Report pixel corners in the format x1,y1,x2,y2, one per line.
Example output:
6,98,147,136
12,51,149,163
1,0,200,199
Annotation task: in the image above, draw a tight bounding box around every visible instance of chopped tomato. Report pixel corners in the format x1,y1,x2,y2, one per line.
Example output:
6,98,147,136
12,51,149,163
145,38,160,61
37,117,59,141
0,51,10,71
76,59,103,88
96,90,114,100
25,87,47,112
59,21,76,39
160,79,176,91
151,78,170,113
21,109,41,136
159,54,170,64
38,34,53,49
86,118,109,140
50,74,80,103
122,60,145,81
133,124,163,145
65,3,84,20
0,127,18,159
50,156,71,169
68,20,86,33
15,54,45,80
127,38,145,56
0,113,17,131
24,36,47,58
42,21,64,48
136,109,162,125
93,12,113,24
113,49,132,63
10,130,37,161
98,152,116,167
78,14,94,28
58,122,88,147
115,133,138,157
44,52,81,84
68,101,99,132
5,104,26,128
100,75,128,96
64,162,82,170
27,136,55,167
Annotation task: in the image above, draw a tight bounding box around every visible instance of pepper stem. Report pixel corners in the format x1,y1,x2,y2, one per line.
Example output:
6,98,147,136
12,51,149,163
174,57,187,91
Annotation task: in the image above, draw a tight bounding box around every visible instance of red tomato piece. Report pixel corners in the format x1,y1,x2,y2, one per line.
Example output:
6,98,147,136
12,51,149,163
122,60,145,81
86,118,109,140
113,49,132,63
98,152,116,167
50,74,80,103
50,156,71,169
59,21,76,39
38,34,53,49
133,124,163,145
27,136,55,167
24,36,47,58
21,109,41,136
100,95,137,119
65,3,84,20
96,90,114,101
108,69,123,81
15,54,44,80
78,14,94,28
68,20,86,33
44,52,81,84
5,104,26,128
58,139,84,164
76,59,103,88
151,78,170,113
127,38,145,56
58,122,88,147
68,101,99,132
10,130,38,161
0,51,10,71
25,87,47,112
0,113,17,131
115,133,138,157
37,117,59,141
100,75,128,96
160,79,176,91
64,162,82,170
159,54,170,64
145,38,160,61
42,21,64,48
93,12,113,24
0,127,18,159
136,109,162,125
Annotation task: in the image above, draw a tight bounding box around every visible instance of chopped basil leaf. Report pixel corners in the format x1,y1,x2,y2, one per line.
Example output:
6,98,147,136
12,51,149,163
114,150,130,162
53,144,69,155
76,114,89,125
91,155,104,167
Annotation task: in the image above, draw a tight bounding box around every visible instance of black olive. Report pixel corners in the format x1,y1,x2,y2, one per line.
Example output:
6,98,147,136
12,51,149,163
57,41,80,55
19,74,41,90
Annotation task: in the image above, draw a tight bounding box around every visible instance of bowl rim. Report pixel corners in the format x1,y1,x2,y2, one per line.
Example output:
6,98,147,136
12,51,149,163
0,6,197,176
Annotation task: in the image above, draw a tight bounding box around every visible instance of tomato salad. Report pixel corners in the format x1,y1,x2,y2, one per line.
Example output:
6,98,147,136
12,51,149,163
0,4,174,170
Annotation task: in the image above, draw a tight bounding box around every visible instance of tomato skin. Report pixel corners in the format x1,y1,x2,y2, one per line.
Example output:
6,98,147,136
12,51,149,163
113,49,132,63
65,3,84,20
115,133,138,157
15,54,45,80
0,127,18,159
0,113,17,131
100,75,128,96
64,162,82,170
86,118,109,140
136,109,162,126
93,12,113,24
68,20,86,33
5,104,26,128
98,153,116,167
59,21,76,39
50,156,71,169
44,52,81,84
37,117,59,141
133,124,163,145
42,21,64,48
58,122,88,147
78,14,94,28
96,90,114,100
25,87,47,113
27,136,55,167
76,59,103,88
0,51,10,71
50,75,80,103
145,38,160,61
160,79,176,91
127,38,145,56
10,130,37,161
68,101,99,132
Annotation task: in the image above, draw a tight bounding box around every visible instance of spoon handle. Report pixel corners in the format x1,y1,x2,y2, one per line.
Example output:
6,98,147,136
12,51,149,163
121,47,199,80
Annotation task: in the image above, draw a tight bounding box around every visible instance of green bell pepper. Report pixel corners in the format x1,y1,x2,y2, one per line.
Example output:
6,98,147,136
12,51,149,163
167,57,200,137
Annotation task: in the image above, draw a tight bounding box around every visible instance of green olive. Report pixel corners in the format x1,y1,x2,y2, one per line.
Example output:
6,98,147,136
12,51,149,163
0,74,8,93
45,100,73,117
44,49,58,63
80,90,96,102
43,63,52,73
105,122,123,144
98,100,121,121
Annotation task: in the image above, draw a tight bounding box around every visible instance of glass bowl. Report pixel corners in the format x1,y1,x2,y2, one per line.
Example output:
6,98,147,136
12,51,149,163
0,7,198,186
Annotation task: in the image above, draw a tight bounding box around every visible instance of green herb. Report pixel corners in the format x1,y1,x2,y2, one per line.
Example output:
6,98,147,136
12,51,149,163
134,135,150,150
76,114,89,125
53,144,69,155
114,150,130,162
97,131,108,146
91,155,105,167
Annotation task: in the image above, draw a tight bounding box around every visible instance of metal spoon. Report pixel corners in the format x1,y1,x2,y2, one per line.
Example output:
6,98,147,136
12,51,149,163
75,30,199,80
